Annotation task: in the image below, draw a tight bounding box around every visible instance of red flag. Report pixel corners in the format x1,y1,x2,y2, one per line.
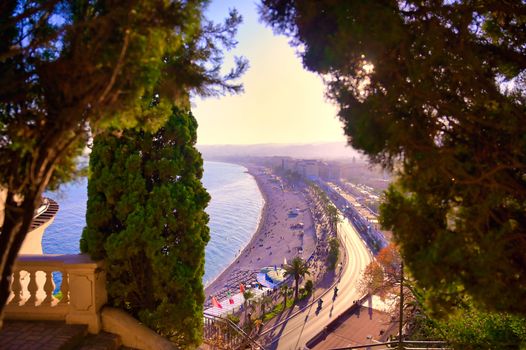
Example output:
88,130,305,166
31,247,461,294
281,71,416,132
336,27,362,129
211,296,222,309
240,283,245,293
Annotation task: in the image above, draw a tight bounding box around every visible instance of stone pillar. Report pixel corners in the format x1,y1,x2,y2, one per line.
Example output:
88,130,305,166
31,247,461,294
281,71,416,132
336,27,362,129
64,254,107,333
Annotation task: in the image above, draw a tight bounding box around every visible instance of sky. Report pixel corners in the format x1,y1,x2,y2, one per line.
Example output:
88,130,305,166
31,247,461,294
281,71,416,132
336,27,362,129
192,1,347,145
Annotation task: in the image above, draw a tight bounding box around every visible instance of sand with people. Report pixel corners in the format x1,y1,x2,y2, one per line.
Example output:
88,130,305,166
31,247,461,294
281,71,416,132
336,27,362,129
204,163,317,305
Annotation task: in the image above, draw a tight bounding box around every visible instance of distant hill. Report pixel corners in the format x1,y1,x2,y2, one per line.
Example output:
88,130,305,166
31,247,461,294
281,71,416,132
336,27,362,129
197,142,367,161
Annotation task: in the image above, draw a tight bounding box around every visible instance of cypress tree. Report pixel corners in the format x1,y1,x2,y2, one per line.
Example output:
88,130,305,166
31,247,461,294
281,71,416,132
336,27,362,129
81,107,210,348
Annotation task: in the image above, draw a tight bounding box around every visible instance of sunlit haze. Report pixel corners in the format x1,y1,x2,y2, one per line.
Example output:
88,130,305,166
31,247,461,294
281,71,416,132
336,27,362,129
192,1,347,145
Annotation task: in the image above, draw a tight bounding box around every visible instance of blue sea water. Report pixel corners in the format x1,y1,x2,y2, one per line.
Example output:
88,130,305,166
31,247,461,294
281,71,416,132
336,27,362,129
43,161,264,286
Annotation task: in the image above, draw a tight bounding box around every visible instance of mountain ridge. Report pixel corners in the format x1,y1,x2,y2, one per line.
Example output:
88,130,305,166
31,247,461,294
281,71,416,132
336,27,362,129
197,141,366,161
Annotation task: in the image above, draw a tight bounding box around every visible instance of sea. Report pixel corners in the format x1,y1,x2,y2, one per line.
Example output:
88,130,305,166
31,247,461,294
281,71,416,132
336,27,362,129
43,161,264,286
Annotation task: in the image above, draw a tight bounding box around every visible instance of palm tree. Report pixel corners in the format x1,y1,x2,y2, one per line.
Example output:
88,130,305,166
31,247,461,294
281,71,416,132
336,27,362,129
259,294,273,318
279,284,291,311
283,256,311,301
243,290,255,323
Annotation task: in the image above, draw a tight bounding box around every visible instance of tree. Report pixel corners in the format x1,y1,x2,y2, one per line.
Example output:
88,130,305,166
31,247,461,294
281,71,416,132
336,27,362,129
308,182,340,235
360,244,413,340
366,243,403,295
279,284,291,312
243,290,255,324
260,1,526,315
259,294,273,318
412,298,526,349
361,261,386,296
327,237,340,270
0,0,246,318
304,279,313,296
326,203,340,233
376,243,404,289
80,107,209,347
253,318,264,337
283,256,310,301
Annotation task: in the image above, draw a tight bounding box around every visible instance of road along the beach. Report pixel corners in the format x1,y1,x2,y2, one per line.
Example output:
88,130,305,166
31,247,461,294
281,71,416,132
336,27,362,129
263,215,373,350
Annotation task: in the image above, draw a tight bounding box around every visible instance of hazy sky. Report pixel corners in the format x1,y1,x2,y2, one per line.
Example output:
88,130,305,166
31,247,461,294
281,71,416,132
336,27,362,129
192,1,347,145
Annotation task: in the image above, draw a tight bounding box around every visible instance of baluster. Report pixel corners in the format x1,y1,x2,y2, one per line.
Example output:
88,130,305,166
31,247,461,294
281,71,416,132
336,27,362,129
26,269,38,306
43,270,55,305
59,270,69,304
8,272,14,304
24,269,38,306
10,270,22,305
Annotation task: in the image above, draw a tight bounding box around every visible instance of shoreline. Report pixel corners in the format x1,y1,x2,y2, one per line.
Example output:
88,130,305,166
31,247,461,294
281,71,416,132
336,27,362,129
204,163,269,297
203,163,268,290
204,162,317,304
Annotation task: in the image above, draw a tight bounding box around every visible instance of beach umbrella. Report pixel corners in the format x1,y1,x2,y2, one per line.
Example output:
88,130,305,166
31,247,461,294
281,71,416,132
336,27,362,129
211,296,223,309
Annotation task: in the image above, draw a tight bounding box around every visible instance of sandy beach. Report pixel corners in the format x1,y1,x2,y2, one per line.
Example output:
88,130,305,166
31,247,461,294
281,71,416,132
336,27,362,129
204,163,317,304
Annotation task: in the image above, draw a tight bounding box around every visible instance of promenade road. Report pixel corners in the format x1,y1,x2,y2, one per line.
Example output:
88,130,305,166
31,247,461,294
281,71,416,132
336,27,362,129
263,216,373,350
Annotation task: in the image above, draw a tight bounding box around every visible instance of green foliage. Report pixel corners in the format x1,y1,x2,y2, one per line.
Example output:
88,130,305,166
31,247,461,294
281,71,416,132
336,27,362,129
263,298,295,322
279,284,291,311
242,290,255,323
327,237,340,270
1,0,213,191
309,182,340,232
298,288,309,301
243,290,255,301
259,295,273,318
0,0,247,195
263,304,283,322
53,291,63,301
412,300,526,349
80,107,210,348
226,314,240,325
261,1,526,315
283,256,310,301
304,280,313,295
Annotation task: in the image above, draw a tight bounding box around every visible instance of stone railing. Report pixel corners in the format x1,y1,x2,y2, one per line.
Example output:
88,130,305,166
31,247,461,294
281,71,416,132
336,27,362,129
5,254,107,333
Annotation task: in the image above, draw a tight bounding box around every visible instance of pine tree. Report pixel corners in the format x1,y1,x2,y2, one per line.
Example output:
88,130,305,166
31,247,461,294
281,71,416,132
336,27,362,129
81,107,210,348
260,0,526,315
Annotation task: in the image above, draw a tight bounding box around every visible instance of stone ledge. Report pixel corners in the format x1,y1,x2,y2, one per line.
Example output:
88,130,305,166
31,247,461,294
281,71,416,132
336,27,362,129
101,307,176,350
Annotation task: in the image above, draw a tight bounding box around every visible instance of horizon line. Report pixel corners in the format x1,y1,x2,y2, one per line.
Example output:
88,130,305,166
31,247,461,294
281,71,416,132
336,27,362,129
196,141,352,147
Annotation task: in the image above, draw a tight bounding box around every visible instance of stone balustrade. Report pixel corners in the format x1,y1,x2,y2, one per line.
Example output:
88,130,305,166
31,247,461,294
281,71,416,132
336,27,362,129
5,254,107,333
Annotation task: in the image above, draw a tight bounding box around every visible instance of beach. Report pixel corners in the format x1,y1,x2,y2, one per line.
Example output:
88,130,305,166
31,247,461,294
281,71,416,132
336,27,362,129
204,164,317,303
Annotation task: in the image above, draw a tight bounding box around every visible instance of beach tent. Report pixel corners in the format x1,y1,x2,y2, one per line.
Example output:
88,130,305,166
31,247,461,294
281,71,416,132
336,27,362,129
257,266,286,289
